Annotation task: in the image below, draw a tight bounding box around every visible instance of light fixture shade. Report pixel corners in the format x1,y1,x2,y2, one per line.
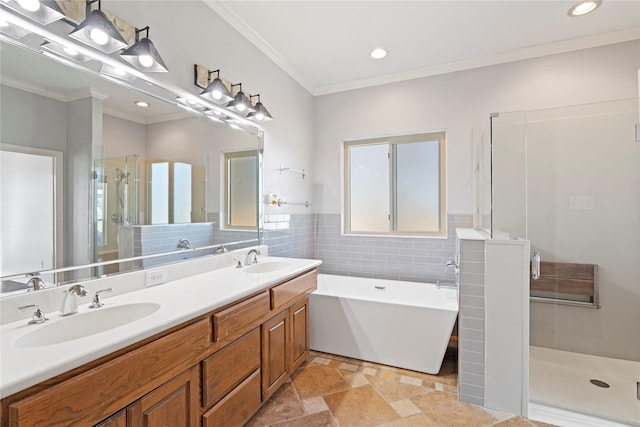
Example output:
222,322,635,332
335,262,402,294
41,40,91,63
247,101,273,121
3,0,64,25
0,18,30,39
120,37,168,72
100,63,136,82
226,90,255,114
69,9,127,54
200,77,233,103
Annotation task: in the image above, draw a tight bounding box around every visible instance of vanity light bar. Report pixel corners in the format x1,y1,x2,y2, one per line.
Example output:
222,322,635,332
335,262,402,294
2,0,64,26
0,4,261,129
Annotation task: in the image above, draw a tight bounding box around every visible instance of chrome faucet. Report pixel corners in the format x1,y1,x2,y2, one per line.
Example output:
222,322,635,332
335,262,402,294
244,249,261,265
60,284,88,316
26,276,46,291
215,245,229,254
18,304,48,325
177,239,191,250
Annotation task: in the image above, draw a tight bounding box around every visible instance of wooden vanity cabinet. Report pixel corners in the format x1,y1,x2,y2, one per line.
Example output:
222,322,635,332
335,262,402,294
202,369,262,427
4,318,210,427
1,268,318,427
261,296,311,401
127,366,200,427
94,410,126,427
262,309,290,400
289,297,310,372
202,327,261,409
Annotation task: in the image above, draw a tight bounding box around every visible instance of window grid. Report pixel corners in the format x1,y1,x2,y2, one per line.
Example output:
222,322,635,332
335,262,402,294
344,131,446,237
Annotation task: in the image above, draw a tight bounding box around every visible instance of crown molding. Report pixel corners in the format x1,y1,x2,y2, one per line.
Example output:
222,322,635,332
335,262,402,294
1,76,113,102
314,27,640,96
1,75,67,102
201,2,640,98
202,0,316,95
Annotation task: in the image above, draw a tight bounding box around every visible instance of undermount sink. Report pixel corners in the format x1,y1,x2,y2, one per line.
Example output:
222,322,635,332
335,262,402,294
15,303,161,348
242,261,292,274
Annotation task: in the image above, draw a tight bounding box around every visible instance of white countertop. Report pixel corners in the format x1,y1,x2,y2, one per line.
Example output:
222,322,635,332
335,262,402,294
0,256,321,398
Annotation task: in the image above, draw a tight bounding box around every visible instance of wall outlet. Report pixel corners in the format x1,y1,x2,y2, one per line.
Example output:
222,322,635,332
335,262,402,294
145,269,166,287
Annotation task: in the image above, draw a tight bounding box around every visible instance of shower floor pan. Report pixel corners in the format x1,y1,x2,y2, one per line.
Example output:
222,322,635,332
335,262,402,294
530,346,640,426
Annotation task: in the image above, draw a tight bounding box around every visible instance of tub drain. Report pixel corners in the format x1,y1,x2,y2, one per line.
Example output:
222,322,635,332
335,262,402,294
590,379,610,388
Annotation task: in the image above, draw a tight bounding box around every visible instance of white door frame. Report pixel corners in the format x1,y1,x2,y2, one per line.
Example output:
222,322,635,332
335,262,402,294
0,143,64,276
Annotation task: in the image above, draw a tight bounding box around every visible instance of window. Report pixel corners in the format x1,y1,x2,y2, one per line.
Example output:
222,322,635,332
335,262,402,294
148,161,196,224
224,150,259,229
344,131,446,237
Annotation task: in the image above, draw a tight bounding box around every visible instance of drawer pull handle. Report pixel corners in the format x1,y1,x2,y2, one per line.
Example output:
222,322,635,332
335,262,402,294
269,321,285,332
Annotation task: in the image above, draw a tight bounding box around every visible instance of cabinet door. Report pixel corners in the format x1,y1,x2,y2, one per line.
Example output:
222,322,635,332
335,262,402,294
289,298,309,372
261,310,289,400
94,410,126,427
127,366,199,427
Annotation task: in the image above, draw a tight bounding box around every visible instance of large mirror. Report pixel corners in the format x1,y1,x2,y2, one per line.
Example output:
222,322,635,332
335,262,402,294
0,27,263,296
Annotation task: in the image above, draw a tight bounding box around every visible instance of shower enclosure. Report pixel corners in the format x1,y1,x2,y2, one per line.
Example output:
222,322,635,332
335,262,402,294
93,154,209,274
94,155,139,269
486,98,640,425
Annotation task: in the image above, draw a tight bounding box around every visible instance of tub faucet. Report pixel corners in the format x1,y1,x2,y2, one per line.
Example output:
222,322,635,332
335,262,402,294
177,239,191,250
244,249,261,265
60,284,88,316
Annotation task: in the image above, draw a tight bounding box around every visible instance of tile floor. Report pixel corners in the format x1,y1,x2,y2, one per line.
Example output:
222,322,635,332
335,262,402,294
246,351,556,427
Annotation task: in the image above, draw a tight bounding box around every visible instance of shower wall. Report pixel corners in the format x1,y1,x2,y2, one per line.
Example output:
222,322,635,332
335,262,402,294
492,99,640,361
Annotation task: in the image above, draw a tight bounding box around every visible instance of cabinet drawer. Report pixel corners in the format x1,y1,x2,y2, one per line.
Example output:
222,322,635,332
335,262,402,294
202,327,261,409
270,269,317,312
8,319,210,427
213,291,270,342
202,369,261,427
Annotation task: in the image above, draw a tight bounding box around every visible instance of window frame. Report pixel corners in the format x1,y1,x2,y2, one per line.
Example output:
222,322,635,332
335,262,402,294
223,149,259,231
343,131,447,238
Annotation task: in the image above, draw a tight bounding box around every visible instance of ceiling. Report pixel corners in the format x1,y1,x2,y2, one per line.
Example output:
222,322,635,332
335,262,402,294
206,0,640,96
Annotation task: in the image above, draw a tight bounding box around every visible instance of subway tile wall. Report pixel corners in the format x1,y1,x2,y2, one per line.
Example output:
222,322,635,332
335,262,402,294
315,214,473,283
263,213,315,259
130,223,216,268
457,238,486,406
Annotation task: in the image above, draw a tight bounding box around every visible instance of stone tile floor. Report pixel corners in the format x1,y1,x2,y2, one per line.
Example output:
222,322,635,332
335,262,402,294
246,351,556,427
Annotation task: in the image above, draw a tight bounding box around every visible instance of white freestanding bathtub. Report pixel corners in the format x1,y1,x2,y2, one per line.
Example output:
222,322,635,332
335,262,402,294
309,274,459,374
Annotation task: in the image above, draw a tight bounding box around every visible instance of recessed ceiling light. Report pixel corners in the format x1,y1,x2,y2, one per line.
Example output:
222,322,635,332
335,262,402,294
370,48,387,59
134,101,149,107
568,0,602,16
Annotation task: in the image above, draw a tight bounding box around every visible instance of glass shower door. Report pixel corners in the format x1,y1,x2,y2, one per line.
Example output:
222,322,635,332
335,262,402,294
526,99,640,425
492,98,640,424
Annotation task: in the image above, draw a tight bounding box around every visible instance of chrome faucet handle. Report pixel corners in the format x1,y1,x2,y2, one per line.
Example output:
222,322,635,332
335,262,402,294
18,304,49,325
89,288,113,309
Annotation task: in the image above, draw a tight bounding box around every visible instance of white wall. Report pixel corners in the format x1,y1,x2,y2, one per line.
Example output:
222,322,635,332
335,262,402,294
145,116,257,213
314,41,639,215
314,41,639,362
103,115,146,158
106,1,316,219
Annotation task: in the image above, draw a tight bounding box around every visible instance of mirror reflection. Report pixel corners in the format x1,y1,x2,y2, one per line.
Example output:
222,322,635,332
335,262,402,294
0,38,262,296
